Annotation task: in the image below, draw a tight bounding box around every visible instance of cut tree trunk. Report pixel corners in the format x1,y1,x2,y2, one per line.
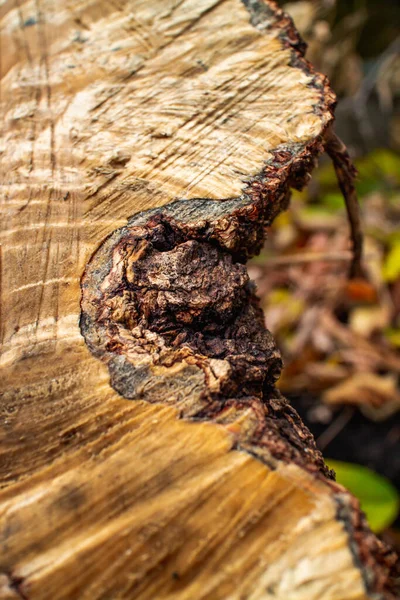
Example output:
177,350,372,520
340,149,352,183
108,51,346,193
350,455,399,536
0,1,398,599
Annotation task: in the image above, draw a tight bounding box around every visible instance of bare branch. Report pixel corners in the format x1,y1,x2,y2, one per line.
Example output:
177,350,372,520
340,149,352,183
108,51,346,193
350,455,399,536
325,130,365,279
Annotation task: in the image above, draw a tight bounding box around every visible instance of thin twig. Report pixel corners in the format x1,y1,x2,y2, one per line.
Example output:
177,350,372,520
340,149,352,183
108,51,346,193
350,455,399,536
316,406,355,451
260,250,376,268
325,130,364,279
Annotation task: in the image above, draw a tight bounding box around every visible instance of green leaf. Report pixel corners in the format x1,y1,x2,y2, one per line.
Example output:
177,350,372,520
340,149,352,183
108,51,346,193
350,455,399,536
322,192,346,212
314,162,338,188
383,242,400,283
370,149,400,182
384,327,400,348
327,460,400,533
354,149,400,194
267,288,289,304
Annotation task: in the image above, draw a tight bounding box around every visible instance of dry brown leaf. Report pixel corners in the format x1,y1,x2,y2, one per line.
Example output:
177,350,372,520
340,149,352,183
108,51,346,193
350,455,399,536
350,305,391,337
323,372,400,420
344,278,378,303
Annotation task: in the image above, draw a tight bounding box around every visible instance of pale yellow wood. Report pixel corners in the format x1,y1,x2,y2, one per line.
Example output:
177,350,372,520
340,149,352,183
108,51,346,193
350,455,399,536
0,1,394,599
0,343,367,600
0,0,335,369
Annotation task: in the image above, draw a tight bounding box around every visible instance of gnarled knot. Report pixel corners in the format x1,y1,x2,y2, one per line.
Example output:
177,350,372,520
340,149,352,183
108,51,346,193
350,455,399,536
121,237,249,330
81,216,282,403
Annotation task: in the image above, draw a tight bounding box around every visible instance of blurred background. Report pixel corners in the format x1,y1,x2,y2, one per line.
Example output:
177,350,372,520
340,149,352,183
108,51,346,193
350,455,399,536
250,0,400,546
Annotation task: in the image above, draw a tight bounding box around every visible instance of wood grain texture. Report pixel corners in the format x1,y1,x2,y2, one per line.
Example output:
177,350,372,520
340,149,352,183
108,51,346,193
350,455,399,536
0,0,398,599
0,0,335,369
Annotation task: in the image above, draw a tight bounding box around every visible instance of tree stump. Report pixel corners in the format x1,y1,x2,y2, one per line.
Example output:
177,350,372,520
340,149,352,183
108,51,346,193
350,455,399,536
0,1,398,599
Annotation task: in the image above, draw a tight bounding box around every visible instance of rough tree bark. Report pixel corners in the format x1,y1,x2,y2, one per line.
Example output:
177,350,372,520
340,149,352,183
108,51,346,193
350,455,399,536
0,1,398,599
